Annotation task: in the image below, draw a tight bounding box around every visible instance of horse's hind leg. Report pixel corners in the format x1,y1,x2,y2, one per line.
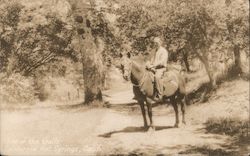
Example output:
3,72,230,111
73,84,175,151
176,92,186,125
146,98,154,130
138,100,148,129
179,96,186,125
170,97,179,128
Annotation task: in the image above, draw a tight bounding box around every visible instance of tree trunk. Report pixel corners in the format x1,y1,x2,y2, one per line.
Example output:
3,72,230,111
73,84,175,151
193,47,214,87
83,64,104,104
226,18,242,77
80,44,104,104
230,44,242,76
79,35,104,104
84,86,102,104
6,52,16,77
182,50,190,72
195,52,214,102
70,0,105,105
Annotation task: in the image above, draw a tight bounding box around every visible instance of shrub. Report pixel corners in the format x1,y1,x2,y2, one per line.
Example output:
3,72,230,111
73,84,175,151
0,73,37,104
34,75,84,102
205,117,249,138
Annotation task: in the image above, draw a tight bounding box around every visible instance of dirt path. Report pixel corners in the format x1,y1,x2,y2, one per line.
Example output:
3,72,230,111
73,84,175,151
0,79,249,155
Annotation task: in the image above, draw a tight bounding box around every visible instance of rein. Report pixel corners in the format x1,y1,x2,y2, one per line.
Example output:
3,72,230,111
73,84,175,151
132,72,146,88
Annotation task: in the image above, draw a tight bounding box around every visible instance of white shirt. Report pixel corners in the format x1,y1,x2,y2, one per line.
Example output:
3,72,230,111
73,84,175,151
153,46,169,68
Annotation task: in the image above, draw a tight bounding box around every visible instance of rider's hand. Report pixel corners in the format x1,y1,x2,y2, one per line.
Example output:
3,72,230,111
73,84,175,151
146,65,152,70
146,65,155,73
151,67,156,73
145,61,152,70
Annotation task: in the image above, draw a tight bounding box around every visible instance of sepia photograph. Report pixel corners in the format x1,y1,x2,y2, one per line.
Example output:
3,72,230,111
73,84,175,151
0,0,249,155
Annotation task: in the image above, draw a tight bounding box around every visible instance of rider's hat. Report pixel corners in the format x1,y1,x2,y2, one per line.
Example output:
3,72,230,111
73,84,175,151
153,37,162,45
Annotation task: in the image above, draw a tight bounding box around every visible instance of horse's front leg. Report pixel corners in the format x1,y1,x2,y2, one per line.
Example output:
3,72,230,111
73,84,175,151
146,98,155,130
177,94,186,125
138,100,148,129
170,97,179,128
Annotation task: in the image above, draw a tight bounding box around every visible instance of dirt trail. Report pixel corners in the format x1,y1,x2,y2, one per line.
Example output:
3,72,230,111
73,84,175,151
0,79,249,155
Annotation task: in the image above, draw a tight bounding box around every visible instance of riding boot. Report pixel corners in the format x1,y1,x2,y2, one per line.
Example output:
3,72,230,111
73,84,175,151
155,89,162,100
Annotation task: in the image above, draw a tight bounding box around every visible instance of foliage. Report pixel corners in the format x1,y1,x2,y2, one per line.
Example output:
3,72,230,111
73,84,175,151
89,9,121,59
205,117,249,137
179,145,237,156
34,74,83,102
103,0,249,85
0,73,37,104
0,1,76,76
0,0,248,104
0,1,23,73
206,0,249,76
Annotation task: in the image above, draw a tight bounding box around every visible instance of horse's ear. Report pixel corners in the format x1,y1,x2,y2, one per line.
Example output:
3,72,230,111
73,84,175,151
127,52,131,58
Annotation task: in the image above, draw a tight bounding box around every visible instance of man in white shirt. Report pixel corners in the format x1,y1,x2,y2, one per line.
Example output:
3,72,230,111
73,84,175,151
146,37,169,99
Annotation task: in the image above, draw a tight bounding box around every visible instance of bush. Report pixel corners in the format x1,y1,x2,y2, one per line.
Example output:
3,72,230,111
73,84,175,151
205,117,249,137
34,75,84,102
0,73,37,104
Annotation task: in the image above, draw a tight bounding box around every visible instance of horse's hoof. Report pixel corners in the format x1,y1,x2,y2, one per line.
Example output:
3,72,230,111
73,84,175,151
152,126,155,131
147,127,155,132
174,124,179,128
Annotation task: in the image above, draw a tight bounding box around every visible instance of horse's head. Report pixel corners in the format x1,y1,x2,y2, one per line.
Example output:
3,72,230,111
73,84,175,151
119,52,132,81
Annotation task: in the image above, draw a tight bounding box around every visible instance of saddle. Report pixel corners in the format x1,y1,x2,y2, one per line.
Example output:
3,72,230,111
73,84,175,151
145,68,180,97
149,70,179,97
161,71,179,96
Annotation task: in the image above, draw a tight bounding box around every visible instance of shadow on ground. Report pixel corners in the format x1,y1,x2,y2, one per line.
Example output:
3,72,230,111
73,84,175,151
184,118,250,156
98,125,174,138
109,145,185,155
108,144,245,156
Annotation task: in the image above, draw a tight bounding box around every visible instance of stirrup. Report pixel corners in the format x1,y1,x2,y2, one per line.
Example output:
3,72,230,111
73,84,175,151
153,93,162,101
132,96,137,100
156,94,163,100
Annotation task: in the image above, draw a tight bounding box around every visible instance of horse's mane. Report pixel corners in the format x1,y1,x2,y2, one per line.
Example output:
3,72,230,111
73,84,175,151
130,55,147,74
131,55,146,66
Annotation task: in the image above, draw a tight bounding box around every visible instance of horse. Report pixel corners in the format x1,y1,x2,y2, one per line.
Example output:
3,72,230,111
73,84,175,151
120,53,188,130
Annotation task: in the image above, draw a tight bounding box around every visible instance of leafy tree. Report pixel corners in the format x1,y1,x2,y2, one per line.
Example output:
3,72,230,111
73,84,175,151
106,0,248,86
68,0,121,104
1,0,248,104
0,1,23,74
224,0,249,76
0,1,76,76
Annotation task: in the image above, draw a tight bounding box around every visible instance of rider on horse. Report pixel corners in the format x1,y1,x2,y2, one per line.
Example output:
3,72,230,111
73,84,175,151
146,37,169,99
